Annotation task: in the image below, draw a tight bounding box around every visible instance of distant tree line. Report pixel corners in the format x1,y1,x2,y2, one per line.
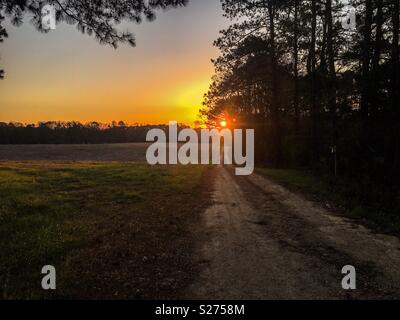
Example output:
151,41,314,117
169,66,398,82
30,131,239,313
0,121,186,144
201,0,400,185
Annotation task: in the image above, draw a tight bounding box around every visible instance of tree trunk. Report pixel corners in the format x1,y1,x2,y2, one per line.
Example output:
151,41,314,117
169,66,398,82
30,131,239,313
326,0,337,175
372,0,383,72
294,0,300,136
392,0,399,113
371,0,383,111
268,1,282,166
360,0,373,119
310,0,318,166
391,0,400,177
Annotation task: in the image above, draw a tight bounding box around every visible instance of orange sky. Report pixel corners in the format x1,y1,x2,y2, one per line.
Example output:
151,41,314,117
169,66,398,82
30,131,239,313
0,0,227,126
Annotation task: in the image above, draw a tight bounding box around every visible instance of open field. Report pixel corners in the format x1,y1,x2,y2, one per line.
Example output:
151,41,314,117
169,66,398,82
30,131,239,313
2,145,400,299
0,143,150,162
0,161,211,299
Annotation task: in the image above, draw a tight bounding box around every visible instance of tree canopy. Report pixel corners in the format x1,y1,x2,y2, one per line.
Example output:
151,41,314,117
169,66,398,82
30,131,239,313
0,0,188,78
201,0,400,181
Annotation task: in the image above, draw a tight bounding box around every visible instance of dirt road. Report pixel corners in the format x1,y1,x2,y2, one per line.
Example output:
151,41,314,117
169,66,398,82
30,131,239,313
188,167,400,299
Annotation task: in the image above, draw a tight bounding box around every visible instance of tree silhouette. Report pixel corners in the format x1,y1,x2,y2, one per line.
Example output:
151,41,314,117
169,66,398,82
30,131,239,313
0,121,190,144
202,0,400,178
0,0,188,78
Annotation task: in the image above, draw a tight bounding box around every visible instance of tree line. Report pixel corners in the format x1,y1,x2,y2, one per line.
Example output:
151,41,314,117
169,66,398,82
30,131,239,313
201,0,400,185
0,121,185,144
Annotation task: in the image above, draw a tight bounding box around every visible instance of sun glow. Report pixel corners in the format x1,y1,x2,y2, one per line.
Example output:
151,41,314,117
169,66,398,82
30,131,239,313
220,120,227,128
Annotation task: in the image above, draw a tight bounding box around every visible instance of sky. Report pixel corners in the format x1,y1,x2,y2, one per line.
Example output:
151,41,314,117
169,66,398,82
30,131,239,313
0,0,228,126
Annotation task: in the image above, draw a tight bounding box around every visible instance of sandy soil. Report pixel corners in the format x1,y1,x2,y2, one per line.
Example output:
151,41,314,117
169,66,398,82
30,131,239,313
188,166,400,299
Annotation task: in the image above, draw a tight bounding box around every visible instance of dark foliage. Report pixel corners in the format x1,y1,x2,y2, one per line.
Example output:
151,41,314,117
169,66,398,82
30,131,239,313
201,0,400,184
0,0,188,77
0,121,187,144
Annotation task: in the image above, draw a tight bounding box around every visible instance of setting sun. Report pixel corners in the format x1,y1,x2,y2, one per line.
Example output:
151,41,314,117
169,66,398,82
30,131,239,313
220,120,227,128
0,1,226,127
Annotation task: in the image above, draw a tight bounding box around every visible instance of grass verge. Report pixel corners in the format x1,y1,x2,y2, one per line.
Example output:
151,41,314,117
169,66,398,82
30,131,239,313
256,168,400,234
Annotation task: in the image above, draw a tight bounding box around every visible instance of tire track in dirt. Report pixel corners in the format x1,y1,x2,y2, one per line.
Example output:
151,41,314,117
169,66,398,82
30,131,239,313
187,167,400,299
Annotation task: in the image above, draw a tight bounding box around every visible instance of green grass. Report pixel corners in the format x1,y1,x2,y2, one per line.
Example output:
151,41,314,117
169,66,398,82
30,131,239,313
257,168,400,233
0,162,209,299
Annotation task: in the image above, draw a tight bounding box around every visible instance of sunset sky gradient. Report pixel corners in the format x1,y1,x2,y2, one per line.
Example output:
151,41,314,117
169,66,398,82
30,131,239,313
0,0,228,126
